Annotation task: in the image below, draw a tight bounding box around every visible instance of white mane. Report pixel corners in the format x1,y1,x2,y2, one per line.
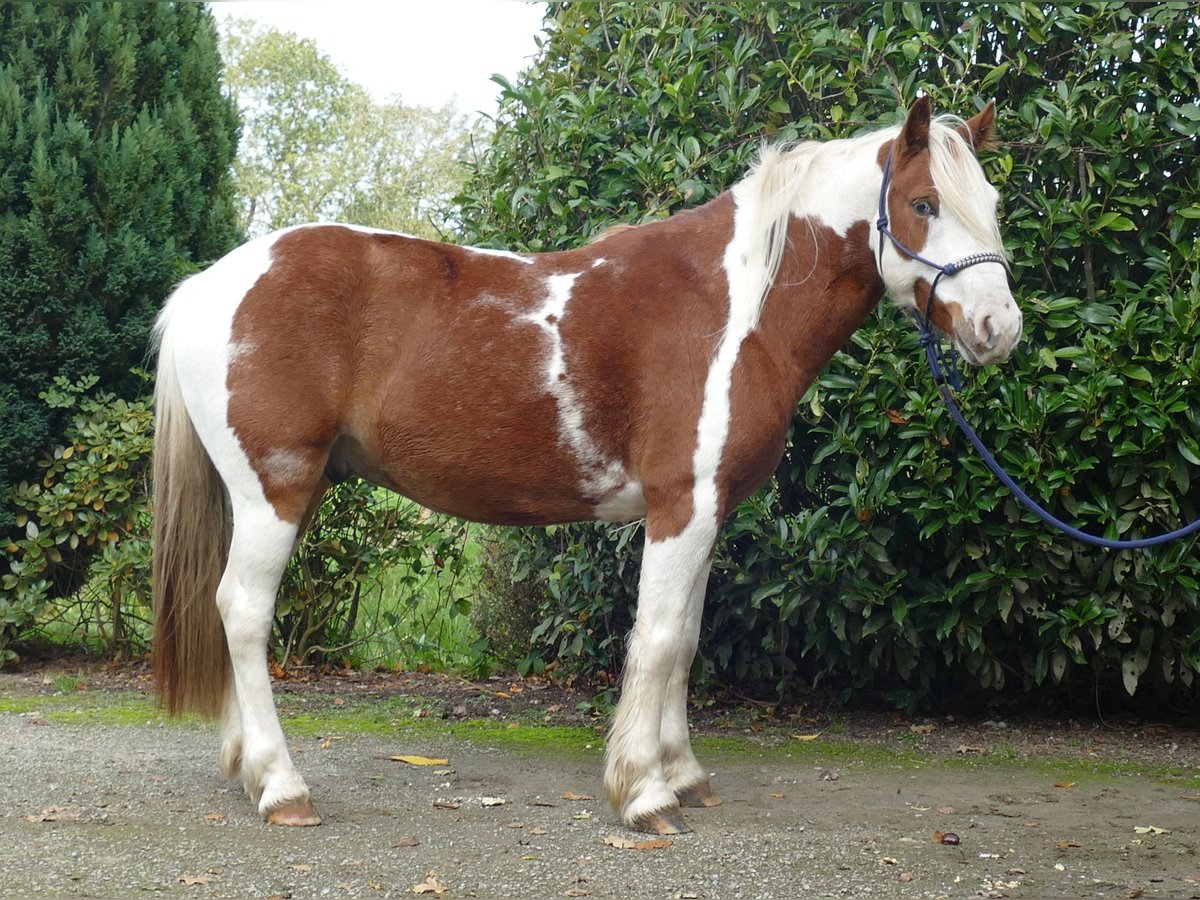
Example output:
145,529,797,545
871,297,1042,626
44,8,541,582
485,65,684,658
731,115,1005,329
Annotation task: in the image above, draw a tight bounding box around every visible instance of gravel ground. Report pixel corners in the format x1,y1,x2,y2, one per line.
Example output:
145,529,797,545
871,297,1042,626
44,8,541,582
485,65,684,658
2,674,1199,899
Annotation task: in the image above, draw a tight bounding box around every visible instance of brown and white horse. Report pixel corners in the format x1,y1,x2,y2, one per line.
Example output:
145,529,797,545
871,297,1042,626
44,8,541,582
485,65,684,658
152,98,1021,833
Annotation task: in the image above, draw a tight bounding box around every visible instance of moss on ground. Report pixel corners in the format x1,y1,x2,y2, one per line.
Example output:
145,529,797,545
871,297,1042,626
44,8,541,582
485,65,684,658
2,686,1195,786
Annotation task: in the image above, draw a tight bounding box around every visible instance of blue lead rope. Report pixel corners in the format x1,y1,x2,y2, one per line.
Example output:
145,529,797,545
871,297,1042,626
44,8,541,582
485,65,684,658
876,147,1200,550
918,323,1200,550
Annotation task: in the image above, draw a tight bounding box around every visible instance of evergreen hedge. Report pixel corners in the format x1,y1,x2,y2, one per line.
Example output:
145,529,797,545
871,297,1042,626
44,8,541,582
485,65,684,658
459,2,1200,704
0,2,240,528
0,2,240,652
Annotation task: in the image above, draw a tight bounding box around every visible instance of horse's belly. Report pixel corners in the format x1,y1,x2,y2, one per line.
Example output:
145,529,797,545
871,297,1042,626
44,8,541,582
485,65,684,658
346,412,644,527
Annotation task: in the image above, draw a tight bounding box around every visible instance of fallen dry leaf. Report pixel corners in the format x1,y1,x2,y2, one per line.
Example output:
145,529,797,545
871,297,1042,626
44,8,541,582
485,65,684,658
530,826,549,835
1052,781,1076,789
562,790,594,802
565,889,590,898
480,796,506,807
634,838,673,850
412,870,448,895
391,755,450,766
528,799,558,807
1179,794,1200,802
204,813,225,822
290,863,314,872
909,724,936,734
955,744,987,754
602,835,673,851
937,806,957,815
392,837,420,848
880,856,899,865
177,875,211,886
433,800,461,810
899,871,916,882
1056,840,1083,848
792,732,823,742
1134,825,1170,835
768,792,785,799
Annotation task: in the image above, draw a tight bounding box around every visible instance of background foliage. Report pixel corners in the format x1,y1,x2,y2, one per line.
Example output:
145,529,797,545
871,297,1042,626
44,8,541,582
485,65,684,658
0,3,240,529
219,20,475,239
1,12,482,667
462,1,1200,704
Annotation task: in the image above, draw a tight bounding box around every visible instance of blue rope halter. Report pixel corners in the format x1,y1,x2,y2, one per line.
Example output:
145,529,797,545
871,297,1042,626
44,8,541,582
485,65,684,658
876,147,1200,550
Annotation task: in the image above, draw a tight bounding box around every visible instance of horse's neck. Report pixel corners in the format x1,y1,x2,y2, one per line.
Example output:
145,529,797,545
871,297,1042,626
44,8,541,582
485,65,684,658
752,216,885,404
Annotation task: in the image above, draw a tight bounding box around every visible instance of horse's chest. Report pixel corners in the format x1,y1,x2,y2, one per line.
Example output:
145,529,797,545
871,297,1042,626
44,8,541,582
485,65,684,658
718,344,797,506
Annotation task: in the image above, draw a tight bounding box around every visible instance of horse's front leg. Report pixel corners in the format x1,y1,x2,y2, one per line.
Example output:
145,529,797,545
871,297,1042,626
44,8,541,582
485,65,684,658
605,515,718,833
661,557,721,809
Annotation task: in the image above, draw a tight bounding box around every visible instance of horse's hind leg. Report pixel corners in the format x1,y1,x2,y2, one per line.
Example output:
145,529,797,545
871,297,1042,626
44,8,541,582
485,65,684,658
217,493,319,825
661,558,721,809
218,479,329,805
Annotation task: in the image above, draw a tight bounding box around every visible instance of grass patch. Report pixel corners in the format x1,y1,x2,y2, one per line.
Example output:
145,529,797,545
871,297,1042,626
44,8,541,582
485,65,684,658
3,685,1195,785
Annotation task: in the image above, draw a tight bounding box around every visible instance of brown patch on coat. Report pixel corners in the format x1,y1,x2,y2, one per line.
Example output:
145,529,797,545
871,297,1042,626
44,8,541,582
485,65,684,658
226,198,734,535
721,219,884,506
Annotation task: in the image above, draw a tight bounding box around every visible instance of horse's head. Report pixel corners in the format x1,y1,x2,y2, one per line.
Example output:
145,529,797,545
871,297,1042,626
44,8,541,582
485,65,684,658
875,98,1021,366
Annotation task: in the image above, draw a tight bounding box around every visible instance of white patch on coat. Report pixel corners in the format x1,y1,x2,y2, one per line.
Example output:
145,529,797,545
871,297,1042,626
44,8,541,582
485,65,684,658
521,273,638,511
262,449,311,485
155,229,300,515
594,481,647,521
462,245,535,265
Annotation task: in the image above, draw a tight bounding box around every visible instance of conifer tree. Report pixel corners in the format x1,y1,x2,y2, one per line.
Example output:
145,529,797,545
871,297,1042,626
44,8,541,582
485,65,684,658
0,2,240,522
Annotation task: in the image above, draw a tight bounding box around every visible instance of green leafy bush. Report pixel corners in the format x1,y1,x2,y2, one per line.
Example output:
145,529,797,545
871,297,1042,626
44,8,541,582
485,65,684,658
0,379,480,670
275,483,480,668
2,376,154,660
460,2,1200,703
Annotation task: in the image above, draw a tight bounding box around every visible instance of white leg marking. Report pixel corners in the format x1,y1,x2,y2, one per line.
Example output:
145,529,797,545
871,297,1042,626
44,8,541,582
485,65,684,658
605,518,717,826
219,677,243,782
660,558,712,795
217,500,310,814
158,228,314,815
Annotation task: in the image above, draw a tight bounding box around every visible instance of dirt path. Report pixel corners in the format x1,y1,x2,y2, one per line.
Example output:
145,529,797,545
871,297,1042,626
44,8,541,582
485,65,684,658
2,671,1199,899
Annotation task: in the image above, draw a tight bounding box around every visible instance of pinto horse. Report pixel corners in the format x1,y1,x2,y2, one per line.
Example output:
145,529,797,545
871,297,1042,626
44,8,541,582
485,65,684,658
152,98,1021,833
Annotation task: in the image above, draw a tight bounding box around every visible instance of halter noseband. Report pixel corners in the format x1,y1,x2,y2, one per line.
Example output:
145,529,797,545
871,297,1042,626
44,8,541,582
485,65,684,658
875,147,1007,386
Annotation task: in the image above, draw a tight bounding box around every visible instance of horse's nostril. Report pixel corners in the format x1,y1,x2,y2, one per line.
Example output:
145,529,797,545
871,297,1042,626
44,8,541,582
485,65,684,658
981,315,997,348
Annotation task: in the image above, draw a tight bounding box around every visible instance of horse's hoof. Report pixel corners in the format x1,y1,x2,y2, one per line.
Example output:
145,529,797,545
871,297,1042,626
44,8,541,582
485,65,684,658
676,781,722,808
265,797,322,826
632,806,691,835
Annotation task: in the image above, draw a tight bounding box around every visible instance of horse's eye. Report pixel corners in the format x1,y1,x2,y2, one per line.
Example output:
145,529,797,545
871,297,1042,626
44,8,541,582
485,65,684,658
912,199,936,217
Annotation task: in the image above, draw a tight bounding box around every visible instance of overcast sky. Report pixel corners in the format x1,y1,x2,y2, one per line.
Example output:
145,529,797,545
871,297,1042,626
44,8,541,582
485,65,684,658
209,1,548,118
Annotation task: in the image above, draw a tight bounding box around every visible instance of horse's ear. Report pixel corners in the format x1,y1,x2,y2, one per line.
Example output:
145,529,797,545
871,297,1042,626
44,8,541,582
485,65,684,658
958,100,998,154
899,96,932,158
